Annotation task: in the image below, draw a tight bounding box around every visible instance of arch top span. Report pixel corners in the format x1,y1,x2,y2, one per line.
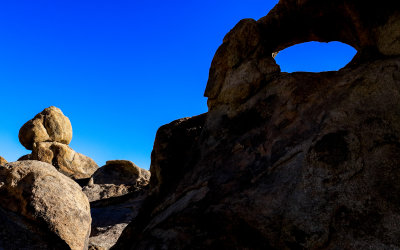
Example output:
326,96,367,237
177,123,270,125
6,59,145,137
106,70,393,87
257,0,400,57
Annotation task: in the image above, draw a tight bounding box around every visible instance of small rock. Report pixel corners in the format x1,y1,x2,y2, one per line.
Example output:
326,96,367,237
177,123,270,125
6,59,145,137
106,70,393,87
88,177,94,187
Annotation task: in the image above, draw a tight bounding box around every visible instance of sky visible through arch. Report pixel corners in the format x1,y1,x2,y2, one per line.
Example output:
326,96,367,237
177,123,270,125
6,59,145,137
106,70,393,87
0,0,357,169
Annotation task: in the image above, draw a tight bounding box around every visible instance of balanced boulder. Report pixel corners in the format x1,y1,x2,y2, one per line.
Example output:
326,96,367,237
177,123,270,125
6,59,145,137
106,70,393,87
18,107,98,179
19,106,73,150
0,160,92,250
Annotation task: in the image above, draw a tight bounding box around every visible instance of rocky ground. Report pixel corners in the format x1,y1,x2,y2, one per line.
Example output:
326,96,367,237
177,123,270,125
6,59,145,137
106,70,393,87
0,0,399,249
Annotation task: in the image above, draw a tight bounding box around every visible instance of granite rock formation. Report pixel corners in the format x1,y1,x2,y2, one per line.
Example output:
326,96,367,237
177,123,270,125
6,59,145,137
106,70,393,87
0,160,92,250
18,107,98,179
19,106,73,150
113,0,400,249
205,0,400,109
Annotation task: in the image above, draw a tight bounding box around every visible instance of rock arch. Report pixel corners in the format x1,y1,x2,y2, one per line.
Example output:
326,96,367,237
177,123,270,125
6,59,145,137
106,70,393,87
205,0,400,109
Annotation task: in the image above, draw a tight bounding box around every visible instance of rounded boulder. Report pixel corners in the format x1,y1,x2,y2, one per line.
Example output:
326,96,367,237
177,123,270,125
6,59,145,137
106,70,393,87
0,160,92,250
19,106,73,150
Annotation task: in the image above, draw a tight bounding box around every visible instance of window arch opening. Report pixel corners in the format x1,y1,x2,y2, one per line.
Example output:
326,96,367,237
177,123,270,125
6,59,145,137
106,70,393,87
274,41,357,73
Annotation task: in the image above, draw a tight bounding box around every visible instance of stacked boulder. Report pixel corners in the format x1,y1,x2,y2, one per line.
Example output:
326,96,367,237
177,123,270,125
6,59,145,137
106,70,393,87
0,106,152,249
15,106,151,249
18,106,98,179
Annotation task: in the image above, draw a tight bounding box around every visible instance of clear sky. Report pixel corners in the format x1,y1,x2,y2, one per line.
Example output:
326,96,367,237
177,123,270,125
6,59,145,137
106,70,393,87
0,0,356,169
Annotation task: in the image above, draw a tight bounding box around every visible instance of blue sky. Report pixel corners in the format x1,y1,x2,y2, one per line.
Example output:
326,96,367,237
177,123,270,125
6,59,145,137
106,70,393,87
0,0,356,169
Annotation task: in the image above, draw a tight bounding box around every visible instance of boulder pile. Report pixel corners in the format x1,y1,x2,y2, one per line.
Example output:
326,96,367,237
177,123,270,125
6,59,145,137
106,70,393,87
18,106,98,179
0,106,151,250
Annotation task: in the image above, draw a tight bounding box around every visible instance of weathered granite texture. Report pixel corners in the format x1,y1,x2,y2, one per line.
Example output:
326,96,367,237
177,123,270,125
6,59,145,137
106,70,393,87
19,106,73,150
0,161,91,250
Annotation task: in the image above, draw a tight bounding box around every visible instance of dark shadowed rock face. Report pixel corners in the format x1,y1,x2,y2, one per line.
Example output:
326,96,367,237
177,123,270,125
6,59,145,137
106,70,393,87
113,0,400,249
94,160,150,186
149,114,207,195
